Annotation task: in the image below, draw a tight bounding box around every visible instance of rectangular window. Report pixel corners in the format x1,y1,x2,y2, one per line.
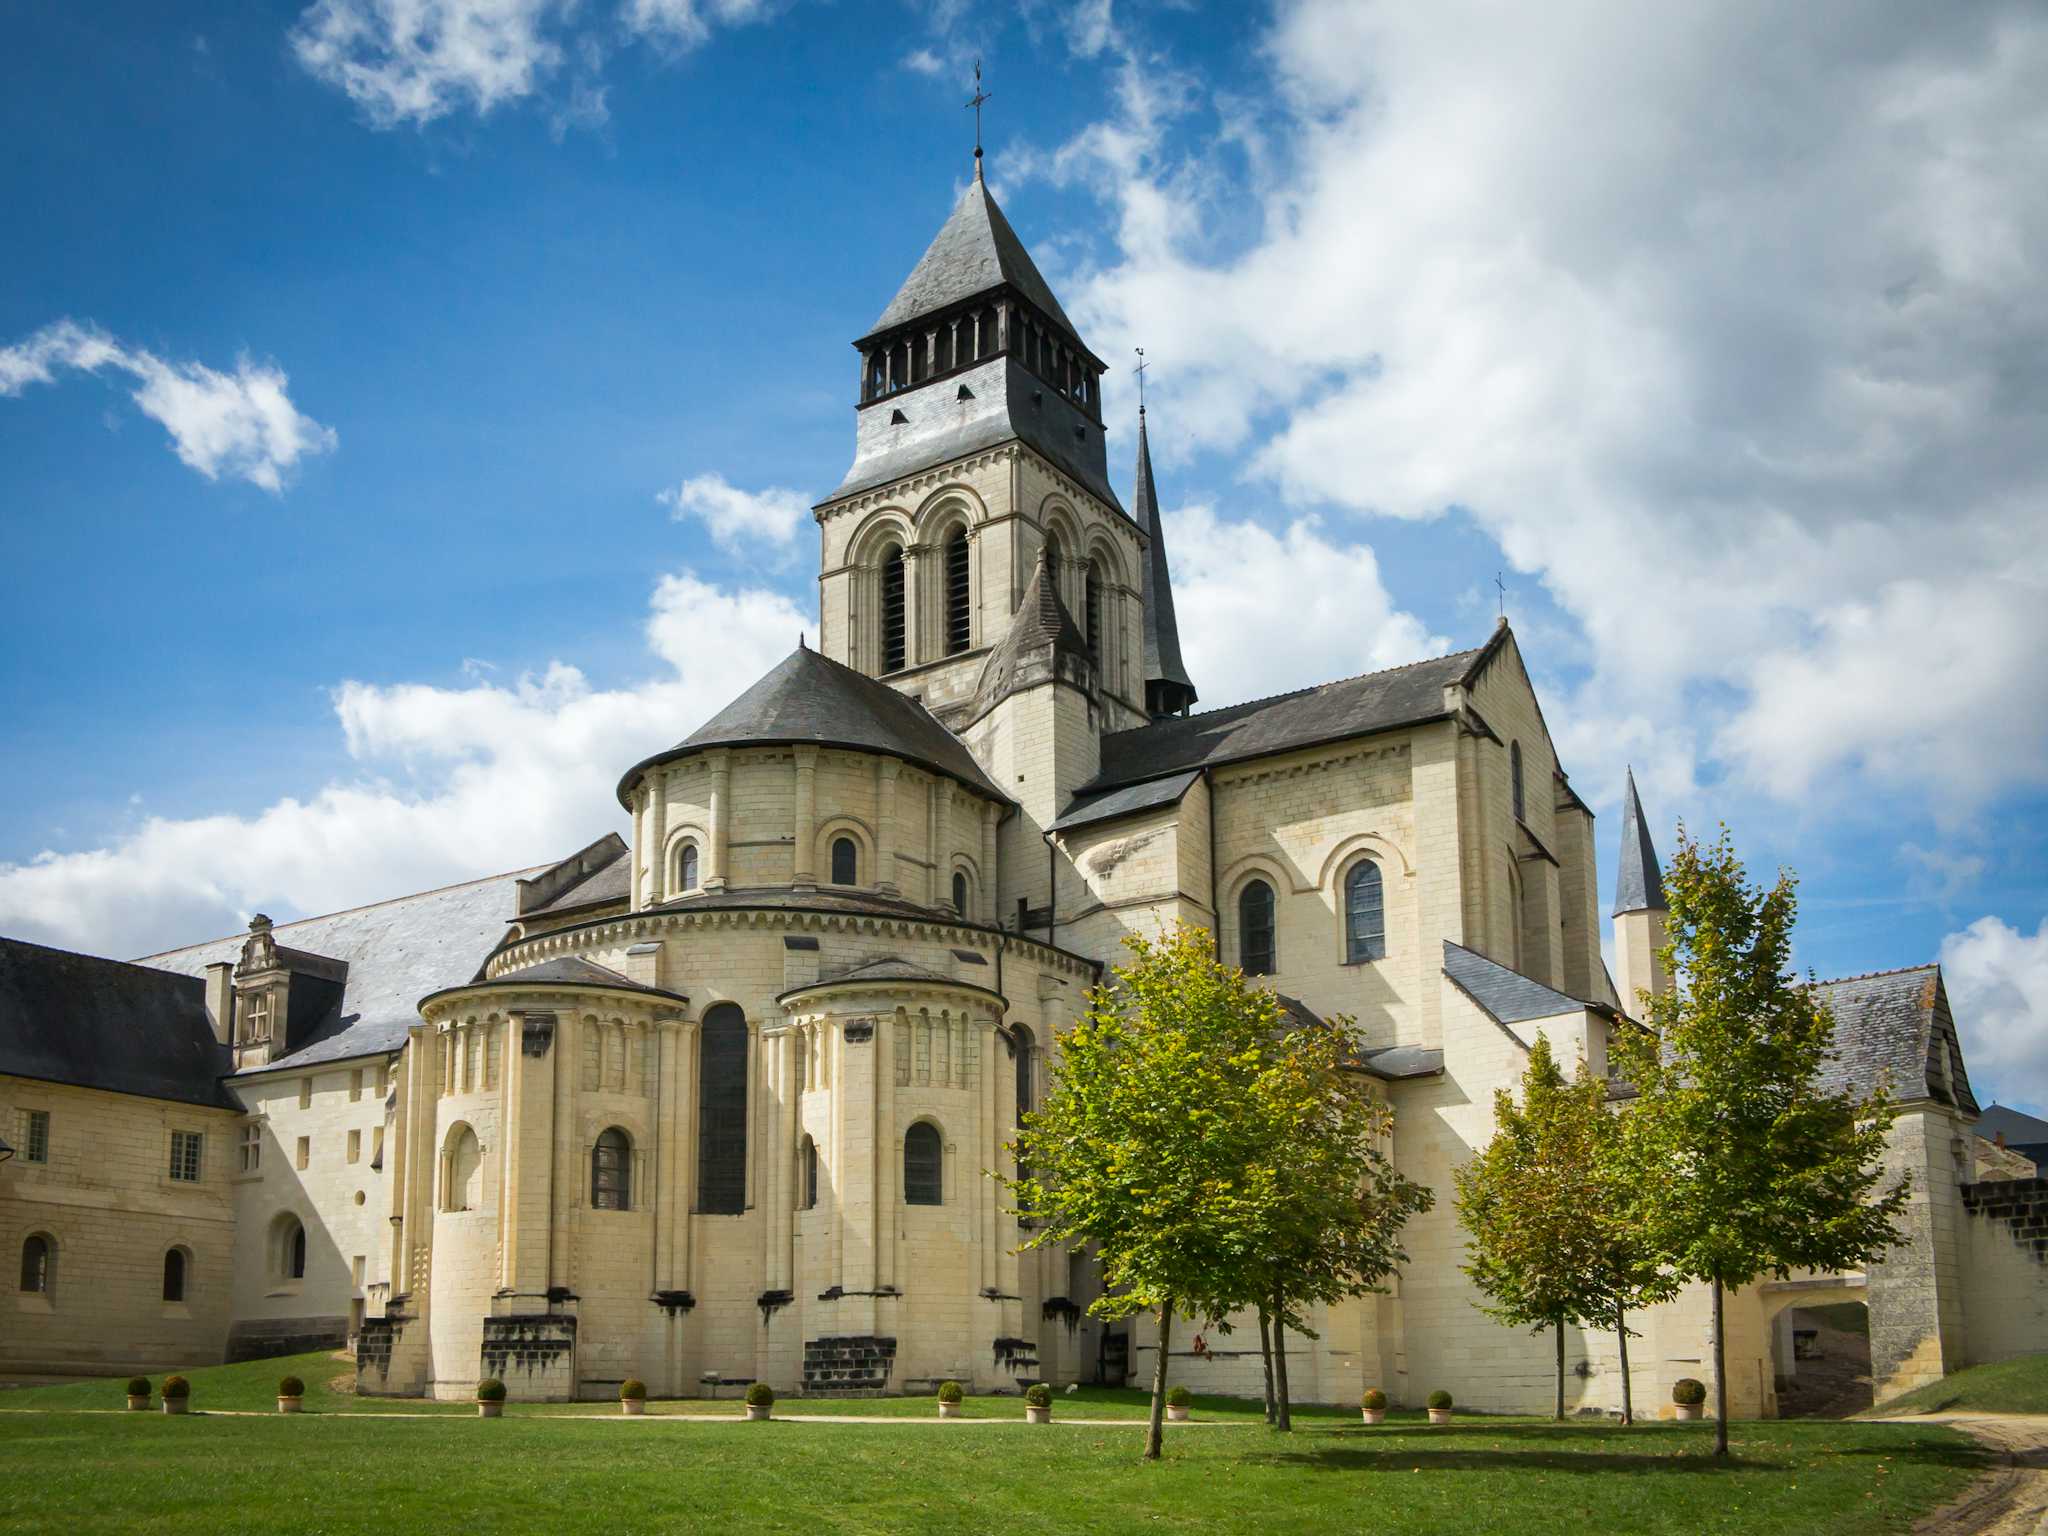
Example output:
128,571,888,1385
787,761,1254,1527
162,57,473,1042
351,1254,366,1288
169,1130,203,1183
371,1126,385,1166
375,1063,389,1098
299,1077,313,1110
349,1069,363,1102
347,1129,361,1164
240,1122,262,1173
23,1109,49,1164
295,1135,310,1171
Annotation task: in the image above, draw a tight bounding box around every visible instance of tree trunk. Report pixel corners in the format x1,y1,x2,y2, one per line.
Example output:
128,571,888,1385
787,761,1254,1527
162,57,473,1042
1271,1286,1293,1432
1257,1307,1277,1425
1711,1276,1729,1458
1145,1298,1174,1461
1616,1301,1632,1426
1554,1314,1566,1421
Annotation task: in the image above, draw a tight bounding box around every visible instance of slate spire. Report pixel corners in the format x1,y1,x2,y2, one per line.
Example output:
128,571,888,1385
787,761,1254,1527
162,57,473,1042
1614,767,1667,916
1133,404,1197,718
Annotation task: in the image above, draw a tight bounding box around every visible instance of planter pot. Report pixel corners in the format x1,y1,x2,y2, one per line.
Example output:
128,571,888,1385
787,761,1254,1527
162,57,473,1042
126,1395,149,1412
162,1398,189,1415
477,1401,503,1418
622,1399,645,1416
1166,1405,1189,1422
277,1397,303,1415
1674,1403,1702,1421
1361,1408,1385,1425
746,1405,771,1421
938,1402,961,1419
1025,1406,1051,1425
1428,1408,1453,1425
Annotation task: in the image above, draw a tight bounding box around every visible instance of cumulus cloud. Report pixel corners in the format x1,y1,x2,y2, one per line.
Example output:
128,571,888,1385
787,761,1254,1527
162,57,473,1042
0,573,810,959
1940,915,2048,1113
657,472,810,554
622,0,767,48
901,47,944,77
0,320,336,492
1033,0,2048,815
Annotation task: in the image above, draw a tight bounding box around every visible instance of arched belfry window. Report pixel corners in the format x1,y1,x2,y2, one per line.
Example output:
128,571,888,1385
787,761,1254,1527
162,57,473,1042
904,1122,943,1206
1239,879,1276,976
1042,533,1062,592
1084,562,1103,669
880,545,907,673
944,528,971,656
591,1128,632,1210
1345,860,1386,964
952,870,969,917
676,840,699,892
162,1247,187,1303
831,836,858,887
1510,741,1525,823
697,1004,748,1214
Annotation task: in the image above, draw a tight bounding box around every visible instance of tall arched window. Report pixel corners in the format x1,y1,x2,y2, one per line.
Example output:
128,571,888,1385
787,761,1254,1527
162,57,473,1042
1345,860,1386,964
19,1234,51,1295
1510,741,1525,823
1239,879,1276,976
1042,533,1062,592
591,1128,632,1210
880,545,907,673
675,840,699,892
442,1124,481,1212
291,1224,306,1280
162,1247,187,1303
952,870,969,916
1013,1024,1035,1125
904,1121,943,1206
1084,562,1103,669
697,1004,748,1214
272,1215,306,1282
801,1134,818,1211
944,528,971,655
831,836,858,886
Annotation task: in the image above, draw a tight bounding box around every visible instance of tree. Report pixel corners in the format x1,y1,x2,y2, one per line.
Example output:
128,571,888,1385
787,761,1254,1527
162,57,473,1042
1590,1080,1679,1425
1004,924,1290,1461
1609,825,1911,1456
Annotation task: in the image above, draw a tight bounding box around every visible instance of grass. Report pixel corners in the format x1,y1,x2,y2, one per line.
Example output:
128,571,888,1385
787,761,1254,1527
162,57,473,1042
0,1357,1987,1535
1867,1354,2048,1418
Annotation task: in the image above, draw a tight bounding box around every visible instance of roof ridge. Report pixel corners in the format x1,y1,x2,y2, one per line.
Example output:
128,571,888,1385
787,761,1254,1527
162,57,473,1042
3,933,208,985
1813,962,1939,987
132,863,547,963
1103,643,1481,740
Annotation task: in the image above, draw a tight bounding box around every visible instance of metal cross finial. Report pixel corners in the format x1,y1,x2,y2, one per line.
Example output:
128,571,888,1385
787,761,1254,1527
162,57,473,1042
1134,346,1148,415
1494,571,1508,619
966,59,993,170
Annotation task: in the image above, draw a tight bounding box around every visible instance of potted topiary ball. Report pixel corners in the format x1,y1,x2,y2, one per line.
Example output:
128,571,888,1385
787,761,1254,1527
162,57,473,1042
277,1375,305,1414
126,1377,151,1413
1023,1382,1053,1425
1361,1388,1388,1425
1672,1378,1706,1421
936,1380,964,1420
476,1378,507,1418
1427,1390,1454,1425
620,1379,647,1416
744,1382,774,1421
1165,1384,1192,1422
161,1375,191,1415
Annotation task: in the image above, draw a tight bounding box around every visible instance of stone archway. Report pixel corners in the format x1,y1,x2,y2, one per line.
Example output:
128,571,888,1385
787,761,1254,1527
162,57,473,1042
1768,1287,1873,1418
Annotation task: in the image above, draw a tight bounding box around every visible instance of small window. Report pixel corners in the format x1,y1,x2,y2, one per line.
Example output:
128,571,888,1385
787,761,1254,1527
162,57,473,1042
23,1109,49,1164
239,1122,261,1174
290,1224,306,1280
831,836,858,886
802,1135,819,1211
944,528,971,656
676,840,699,891
347,1129,361,1165
592,1128,632,1210
272,1216,306,1283
1345,860,1387,964
952,870,969,916
169,1130,203,1183
443,1125,481,1212
880,545,907,673
299,1077,312,1110
162,1248,186,1303
904,1122,943,1206
349,1069,363,1102
1239,879,1276,976
19,1234,52,1295
295,1135,310,1171
1510,741,1525,823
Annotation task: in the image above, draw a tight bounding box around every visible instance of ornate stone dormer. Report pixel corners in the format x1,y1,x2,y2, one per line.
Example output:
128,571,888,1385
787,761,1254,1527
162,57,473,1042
230,913,350,1071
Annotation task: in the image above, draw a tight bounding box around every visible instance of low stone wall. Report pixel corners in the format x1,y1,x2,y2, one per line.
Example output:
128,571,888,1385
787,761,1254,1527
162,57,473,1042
226,1316,347,1363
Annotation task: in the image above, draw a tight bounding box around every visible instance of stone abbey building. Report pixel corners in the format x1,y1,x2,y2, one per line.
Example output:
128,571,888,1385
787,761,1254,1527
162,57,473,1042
5,159,2045,1413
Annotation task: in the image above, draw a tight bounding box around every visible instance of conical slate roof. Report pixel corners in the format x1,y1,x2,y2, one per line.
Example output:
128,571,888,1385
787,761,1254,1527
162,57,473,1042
1132,409,1196,715
862,170,1082,344
966,552,1090,721
1614,767,1666,915
616,645,1006,805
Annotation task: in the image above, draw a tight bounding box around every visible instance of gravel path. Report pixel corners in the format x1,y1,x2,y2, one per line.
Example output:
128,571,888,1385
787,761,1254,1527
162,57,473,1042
1898,1415,2048,1536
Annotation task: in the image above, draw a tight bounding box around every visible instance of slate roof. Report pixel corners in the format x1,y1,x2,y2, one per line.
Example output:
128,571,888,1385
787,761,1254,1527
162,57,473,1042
1814,964,1977,1113
523,842,632,918
0,937,236,1108
427,955,686,1008
618,644,1008,806
138,868,536,1075
1270,992,1444,1080
1086,645,1486,792
1614,767,1666,914
1132,409,1196,713
862,171,1082,345
1975,1104,2048,1146
1442,941,1590,1025
1050,768,1201,833
966,552,1091,723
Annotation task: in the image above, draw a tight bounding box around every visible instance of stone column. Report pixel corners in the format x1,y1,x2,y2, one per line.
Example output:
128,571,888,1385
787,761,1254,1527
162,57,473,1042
705,750,730,890
875,758,901,895
792,747,818,890
648,769,668,905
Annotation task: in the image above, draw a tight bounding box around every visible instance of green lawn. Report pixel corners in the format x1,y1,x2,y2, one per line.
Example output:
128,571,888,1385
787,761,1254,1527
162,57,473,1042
0,1356,1988,1536
1868,1354,2048,1418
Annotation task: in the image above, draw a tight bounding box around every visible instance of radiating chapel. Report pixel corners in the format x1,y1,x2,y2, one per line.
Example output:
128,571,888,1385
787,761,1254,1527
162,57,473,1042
5,155,2045,1413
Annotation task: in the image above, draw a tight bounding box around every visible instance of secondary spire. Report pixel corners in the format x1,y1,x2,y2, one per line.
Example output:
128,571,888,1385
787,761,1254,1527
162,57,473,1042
1614,767,1667,916
1132,363,1197,719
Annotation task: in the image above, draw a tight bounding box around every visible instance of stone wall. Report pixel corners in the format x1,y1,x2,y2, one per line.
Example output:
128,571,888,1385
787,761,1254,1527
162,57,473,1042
1961,1177,2048,1365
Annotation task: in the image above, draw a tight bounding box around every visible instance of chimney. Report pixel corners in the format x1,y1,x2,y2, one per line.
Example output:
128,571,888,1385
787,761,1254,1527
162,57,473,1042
204,962,234,1046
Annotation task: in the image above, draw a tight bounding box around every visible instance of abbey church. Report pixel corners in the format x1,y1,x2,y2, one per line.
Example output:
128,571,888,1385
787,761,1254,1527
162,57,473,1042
5,157,2045,1415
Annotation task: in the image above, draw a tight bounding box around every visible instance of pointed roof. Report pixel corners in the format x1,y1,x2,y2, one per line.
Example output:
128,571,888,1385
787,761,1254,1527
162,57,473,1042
1614,767,1666,915
616,645,1007,806
1132,409,1196,714
862,170,1082,345
965,551,1091,721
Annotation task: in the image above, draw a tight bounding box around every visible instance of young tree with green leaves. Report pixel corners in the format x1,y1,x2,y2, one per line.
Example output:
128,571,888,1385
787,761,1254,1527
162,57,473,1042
1609,825,1911,1456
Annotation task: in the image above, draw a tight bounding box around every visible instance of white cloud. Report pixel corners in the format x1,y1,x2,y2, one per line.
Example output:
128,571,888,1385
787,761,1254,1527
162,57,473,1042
658,472,810,554
901,47,944,76
622,0,768,49
1065,0,1114,60
1032,0,2048,814
1940,915,2048,1114
0,319,336,492
0,573,810,959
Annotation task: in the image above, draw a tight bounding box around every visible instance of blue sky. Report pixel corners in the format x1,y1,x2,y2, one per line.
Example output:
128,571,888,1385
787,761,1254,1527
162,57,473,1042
4,1,2046,1110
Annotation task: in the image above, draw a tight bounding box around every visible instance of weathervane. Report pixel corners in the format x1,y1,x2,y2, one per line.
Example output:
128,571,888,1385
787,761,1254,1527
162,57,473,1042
1134,347,1148,415
1494,571,1509,620
967,59,993,171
